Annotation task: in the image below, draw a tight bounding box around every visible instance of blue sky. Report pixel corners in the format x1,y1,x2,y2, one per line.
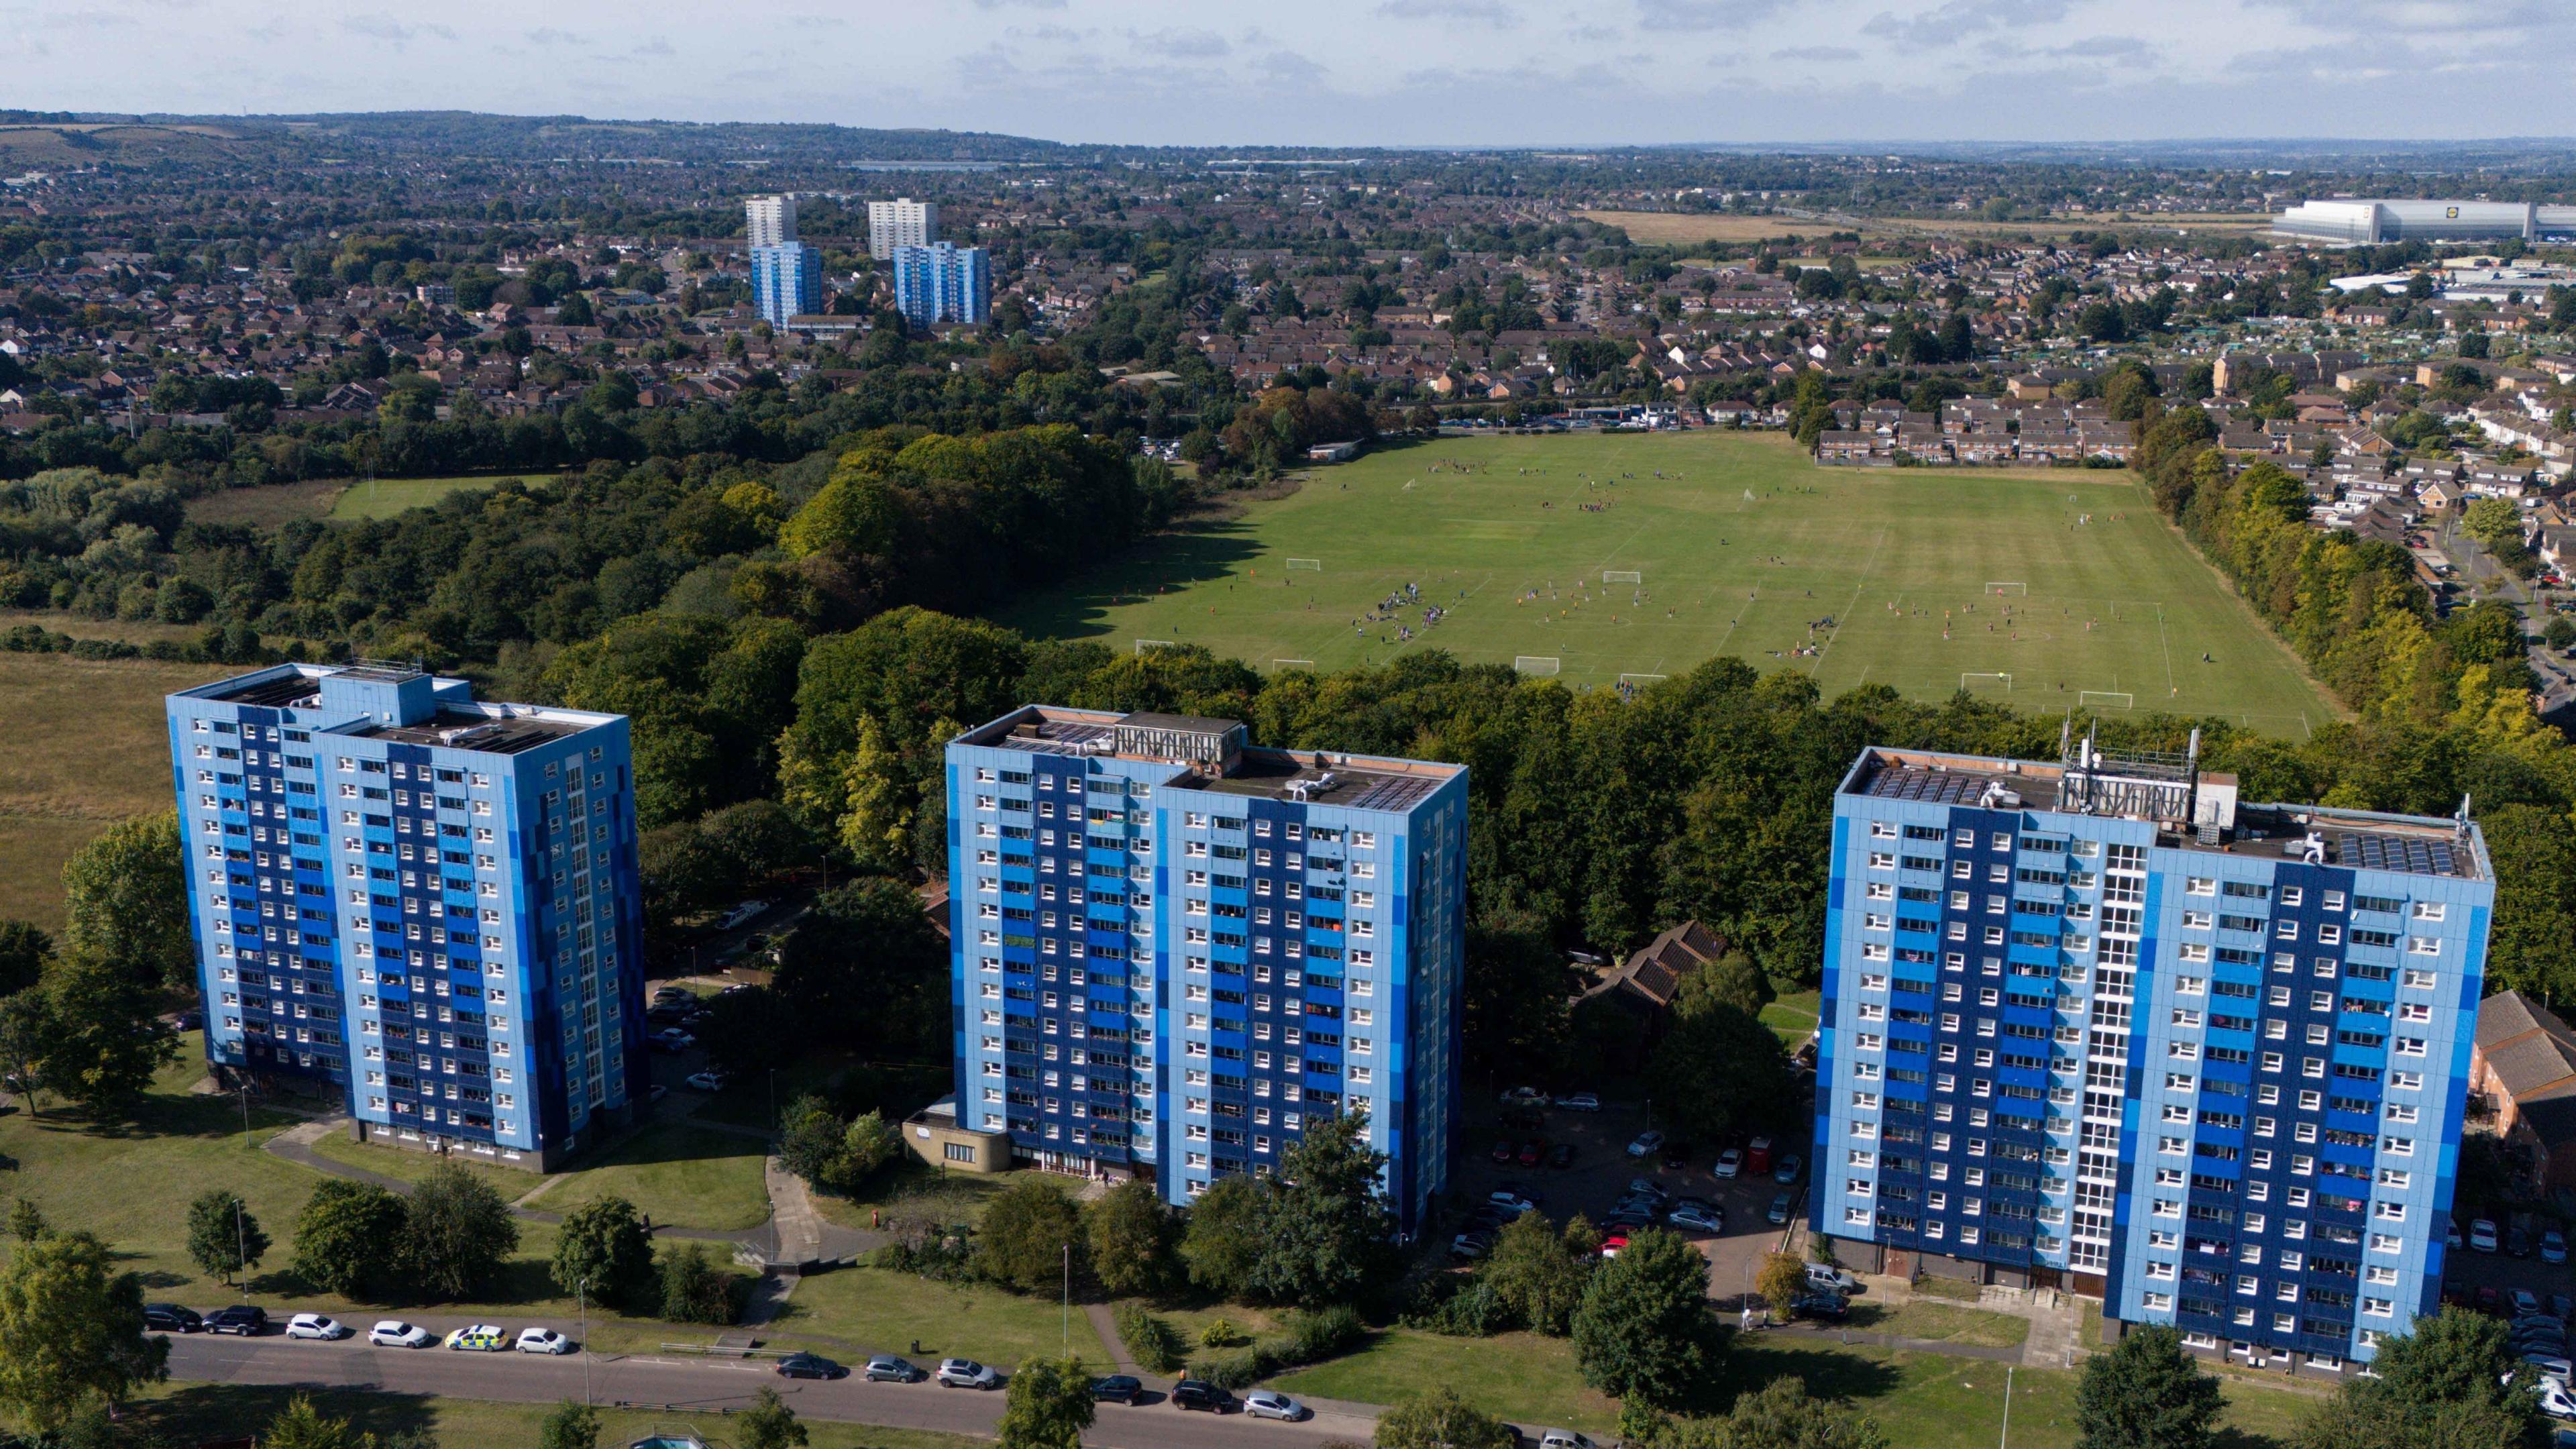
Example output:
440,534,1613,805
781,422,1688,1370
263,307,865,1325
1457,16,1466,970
7,0,2561,148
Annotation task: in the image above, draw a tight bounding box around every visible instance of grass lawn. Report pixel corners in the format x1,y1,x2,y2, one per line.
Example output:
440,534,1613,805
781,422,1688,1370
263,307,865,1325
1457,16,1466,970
1275,1328,1621,1433
1760,989,1820,1048
1847,1299,2030,1348
811,1163,1071,1234
329,472,566,521
181,477,348,527
0,651,230,929
302,1130,545,1198
544,1120,774,1232
772,1265,1107,1368
994,432,2338,735
133,1381,985,1449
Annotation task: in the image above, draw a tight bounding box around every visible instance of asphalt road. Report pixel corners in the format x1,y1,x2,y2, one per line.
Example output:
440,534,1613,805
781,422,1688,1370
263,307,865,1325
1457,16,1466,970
165,1334,1381,1449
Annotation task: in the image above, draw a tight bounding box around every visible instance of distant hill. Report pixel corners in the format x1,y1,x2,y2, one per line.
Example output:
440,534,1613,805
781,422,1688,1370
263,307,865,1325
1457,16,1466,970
128,111,1079,165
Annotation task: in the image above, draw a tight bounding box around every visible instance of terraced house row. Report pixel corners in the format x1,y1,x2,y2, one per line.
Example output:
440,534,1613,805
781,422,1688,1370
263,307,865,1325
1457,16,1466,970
1815,733,2491,1373
942,707,1467,1232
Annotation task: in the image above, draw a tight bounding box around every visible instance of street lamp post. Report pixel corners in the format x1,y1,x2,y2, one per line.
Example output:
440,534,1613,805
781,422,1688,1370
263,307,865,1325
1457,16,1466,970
579,1277,592,1406
239,1083,253,1150
1061,1242,1071,1360
233,1199,248,1289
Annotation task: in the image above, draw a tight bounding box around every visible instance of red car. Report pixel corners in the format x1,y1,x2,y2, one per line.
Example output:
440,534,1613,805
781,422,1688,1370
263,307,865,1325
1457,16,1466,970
1599,1235,1631,1259
1517,1140,1544,1168
2477,1285,2502,1314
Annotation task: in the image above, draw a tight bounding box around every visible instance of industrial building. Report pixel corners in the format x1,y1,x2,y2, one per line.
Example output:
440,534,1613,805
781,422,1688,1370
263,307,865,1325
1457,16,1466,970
2272,198,2576,246
1811,731,2491,1371
168,663,645,1171
943,706,1467,1231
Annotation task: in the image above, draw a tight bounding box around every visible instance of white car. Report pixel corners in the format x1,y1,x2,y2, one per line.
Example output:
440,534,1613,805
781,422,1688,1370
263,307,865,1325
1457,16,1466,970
2473,1219,2502,1253
1556,1092,1601,1112
716,900,769,931
685,1070,729,1091
368,1320,432,1348
517,1326,576,1355
2532,1354,2576,1383
1806,1263,1861,1295
1713,1147,1744,1179
1487,1191,1538,1217
936,1358,1000,1389
2544,1383,2576,1421
1625,1130,1665,1159
1542,1432,1599,1449
284,1313,350,1341
1244,1390,1308,1421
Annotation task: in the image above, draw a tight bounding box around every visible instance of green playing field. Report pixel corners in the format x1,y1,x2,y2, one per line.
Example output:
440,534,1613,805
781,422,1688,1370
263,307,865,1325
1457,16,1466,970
997,432,2343,736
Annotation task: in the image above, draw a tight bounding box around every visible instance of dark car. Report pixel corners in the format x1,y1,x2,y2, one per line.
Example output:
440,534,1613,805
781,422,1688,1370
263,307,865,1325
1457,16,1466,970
776,1352,847,1380
1171,1380,1236,1413
144,1304,203,1334
2512,1227,2536,1259
1091,1375,1142,1403
207,1305,268,1336
2478,1285,2504,1313
1792,1289,1849,1323
1546,1143,1576,1171
1660,1140,1697,1172
1491,1139,1517,1164
1517,1140,1545,1169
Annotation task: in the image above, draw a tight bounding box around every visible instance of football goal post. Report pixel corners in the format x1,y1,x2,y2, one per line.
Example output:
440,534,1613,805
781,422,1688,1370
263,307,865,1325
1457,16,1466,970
1602,570,1643,585
1986,582,2027,596
1285,557,1324,572
1273,658,1316,671
2080,690,2135,712
1961,672,2012,692
1513,656,1562,677
1619,673,1667,686
1134,639,1176,655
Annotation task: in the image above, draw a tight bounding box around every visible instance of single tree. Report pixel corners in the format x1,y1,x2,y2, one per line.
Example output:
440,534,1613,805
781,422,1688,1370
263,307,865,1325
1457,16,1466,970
1086,1177,1177,1298
659,1242,736,1325
1571,1227,1723,1411
840,1110,902,1188
1481,1210,1594,1336
1177,1172,1267,1299
2291,1306,2537,1449
58,810,192,994
1755,1252,1807,1320
0,1230,168,1432
1644,994,1799,1146
737,1385,808,1449
551,1196,657,1311
0,920,52,998
977,1179,1085,1295
0,990,50,1116
1246,1109,1394,1307
776,1095,849,1188
29,950,176,1120
185,1189,269,1287
1374,1385,1515,1449
7,1197,46,1244
1709,1375,1889,1449
291,1179,407,1299
402,1164,519,1301
998,1356,1095,1449
262,1394,372,1449
537,1399,600,1449
2074,1324,2221,1449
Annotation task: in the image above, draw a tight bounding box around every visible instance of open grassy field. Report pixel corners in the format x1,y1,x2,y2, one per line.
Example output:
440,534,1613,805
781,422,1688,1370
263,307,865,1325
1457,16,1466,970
998,433,2339,735
183,477,349,527
1580,210,1859,244
132,1381,986,1449
0,651,228,929
330,472,566,521
543,1120,774,1231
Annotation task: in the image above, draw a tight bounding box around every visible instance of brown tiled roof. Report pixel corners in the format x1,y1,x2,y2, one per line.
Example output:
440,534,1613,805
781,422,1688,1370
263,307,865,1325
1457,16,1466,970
2477,990,2576,1104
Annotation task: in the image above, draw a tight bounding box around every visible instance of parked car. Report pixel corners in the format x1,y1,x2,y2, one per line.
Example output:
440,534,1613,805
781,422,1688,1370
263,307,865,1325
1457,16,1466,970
2549,1231,2570,1266
1540,1433,1599,1449
285,1313,350,1341
1451,1232,1495,1260
1556,1092,1601,1113
865,1355,926,1383
1244,1390,1308,1421
2450,1222,2466,1250
715,900,769,932
1091,1375,1142,1403
650,1027,696,1053
1488,1191,1538,1218
2543,1383,2576,1421
685,1070,729,1091
368,1320,432,1348
2532,1354,2576,1383
1807,1263,1861,1295
444,1325,508,1352
775,1352,845,1379
143,1304,203,1334
937,1358,1000,1389
1171,1379,1236,1412
1491,1138,1517,1164
2474,1219,2502,1253
1713,1147,1744,1179
1500,1085,1549,1107
1668,1203,1723,1233
1792,1289,1851,1322
1626,1130,1666,1159
1767,1191,1795,1226
1517,1140,1546,1168
1773,1154,1805,1186
2514,1227,2536,1259
2516,1290,2546,1318
1748,1136,1775,1175
1599,1234,1631,1259
1546,1143,1577,1171
207,1306,268,1336
517,1327,575,1355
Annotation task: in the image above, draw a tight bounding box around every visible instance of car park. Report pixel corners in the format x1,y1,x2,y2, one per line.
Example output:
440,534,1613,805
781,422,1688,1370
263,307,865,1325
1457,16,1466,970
1713,1147,1744,1179
2514,1329,2563,1352
1091,1375,1142,1403
144,1305,203,1334
685,1070,729,1091
1556,1092,1601,1113
517,1327,575,1355
1767,1191,1795,1225
775,1352,845,1379
1171,1380,1235,1412
208,1306,268,1336
1626,1130,1666,1159
1244,1391,1308,1421
865,1355,926,1383
1772,1154,1805,1186
937,1358,1000,1389
444,1325,508,1351
369,1321,432,1348
1546,1144,1577,1171
285,1313,350,1341
2473,1219,2502,1253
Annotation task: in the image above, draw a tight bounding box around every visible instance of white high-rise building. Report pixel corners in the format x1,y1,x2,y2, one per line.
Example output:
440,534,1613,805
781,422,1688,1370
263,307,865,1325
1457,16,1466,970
867,198,938,260
745,195,798,250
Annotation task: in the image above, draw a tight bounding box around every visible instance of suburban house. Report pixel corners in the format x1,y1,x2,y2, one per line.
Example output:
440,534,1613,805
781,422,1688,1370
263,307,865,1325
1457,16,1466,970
2468,989,2576,1193
1572,920,1731,1069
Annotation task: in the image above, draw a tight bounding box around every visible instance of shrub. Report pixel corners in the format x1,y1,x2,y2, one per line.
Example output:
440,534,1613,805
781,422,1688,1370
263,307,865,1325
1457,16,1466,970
1112,1302,1185,1375
1200,1317,1250,1348
1186,1346,1277,1389
659,1242,739,1325
1424,1280,1510,1338
1277,1304,1365,1365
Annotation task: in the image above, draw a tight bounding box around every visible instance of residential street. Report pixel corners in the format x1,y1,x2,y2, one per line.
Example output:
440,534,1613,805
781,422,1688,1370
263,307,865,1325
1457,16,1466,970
163,1334,1383,1449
